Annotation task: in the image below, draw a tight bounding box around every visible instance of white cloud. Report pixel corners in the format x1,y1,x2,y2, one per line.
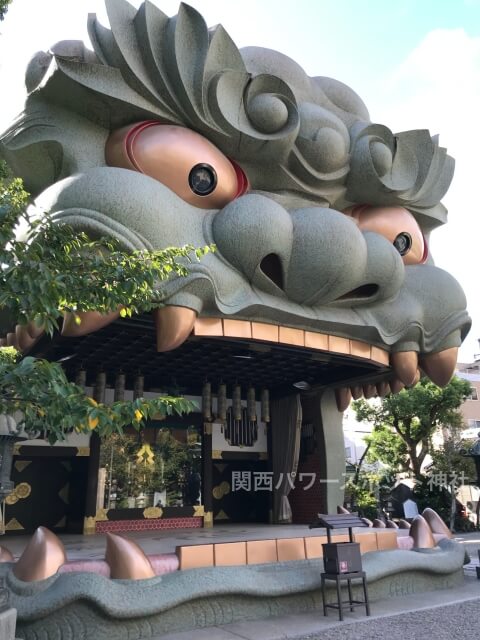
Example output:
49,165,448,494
374,29,480,362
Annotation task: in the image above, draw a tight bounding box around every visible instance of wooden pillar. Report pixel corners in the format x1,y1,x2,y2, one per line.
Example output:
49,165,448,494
83,372,105,534
202,422,213,528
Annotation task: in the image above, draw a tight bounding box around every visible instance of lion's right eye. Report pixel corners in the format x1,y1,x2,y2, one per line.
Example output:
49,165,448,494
105,121,248,209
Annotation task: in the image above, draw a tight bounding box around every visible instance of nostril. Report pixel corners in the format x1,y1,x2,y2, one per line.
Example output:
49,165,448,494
260,253,284,290
337,284,379,301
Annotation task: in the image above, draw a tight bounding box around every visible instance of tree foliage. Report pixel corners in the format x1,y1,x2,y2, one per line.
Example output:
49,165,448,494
353,376,472,479
0,0,11,21
0,161,211,335
0,161,210,440
0,348,195,443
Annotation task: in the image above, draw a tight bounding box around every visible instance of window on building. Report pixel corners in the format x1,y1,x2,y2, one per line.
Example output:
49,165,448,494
468,388,479,400
345,446,352,459
468,419,480,429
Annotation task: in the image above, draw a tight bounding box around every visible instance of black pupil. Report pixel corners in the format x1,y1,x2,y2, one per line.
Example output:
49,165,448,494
393,232,412,256
188,164,217,196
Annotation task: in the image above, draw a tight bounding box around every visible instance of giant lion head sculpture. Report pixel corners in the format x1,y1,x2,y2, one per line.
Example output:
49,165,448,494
0,0,470,407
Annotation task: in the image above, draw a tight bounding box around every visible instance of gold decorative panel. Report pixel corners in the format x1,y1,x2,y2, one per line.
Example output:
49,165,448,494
5,482,31,504
14,460,31,473
16,482,31,499
58,483,69,505
53,516,67,529
213,481,230,500
143,506,163,519
5,518,24,531
84,516,96,535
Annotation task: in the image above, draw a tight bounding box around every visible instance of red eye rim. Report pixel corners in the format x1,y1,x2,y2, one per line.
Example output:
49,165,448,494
116,120,249,203
421,233,429,264
230,159,249,199
124,120,159,172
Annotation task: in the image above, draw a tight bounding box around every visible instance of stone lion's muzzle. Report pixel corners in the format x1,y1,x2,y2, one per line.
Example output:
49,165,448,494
1,166,466,409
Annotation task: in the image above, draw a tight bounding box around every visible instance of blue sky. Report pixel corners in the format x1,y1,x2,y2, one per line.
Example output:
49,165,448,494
1,0,479,361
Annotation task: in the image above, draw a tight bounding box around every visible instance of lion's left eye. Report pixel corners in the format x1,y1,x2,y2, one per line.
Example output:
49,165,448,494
105,121,248,209
344,205,427,265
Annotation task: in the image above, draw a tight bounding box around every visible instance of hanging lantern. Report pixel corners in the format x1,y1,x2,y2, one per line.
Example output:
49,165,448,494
134,372,144,399
75,368,86,388
247,386,257,422
217,383,227,422
232,384,242,421
261,388,270,423
202,382,212,421
93,371,106,403
114,372,126,401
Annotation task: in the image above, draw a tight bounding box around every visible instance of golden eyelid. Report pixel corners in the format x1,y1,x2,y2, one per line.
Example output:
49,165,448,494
344,205,425,265
106,122,240,209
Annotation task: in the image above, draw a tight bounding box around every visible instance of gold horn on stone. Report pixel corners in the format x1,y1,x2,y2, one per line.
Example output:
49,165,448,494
154,306,196,352
335,387,351,412
390,351,418,387
13,527,66,581
0,546,14,563
420,347,458,387
422,507,452,539
62,308,121,337
105,532,155,580
410,514,435,548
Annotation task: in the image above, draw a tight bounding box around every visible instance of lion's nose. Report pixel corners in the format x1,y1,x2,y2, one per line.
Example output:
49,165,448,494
212,194,293,296
212,194,404,306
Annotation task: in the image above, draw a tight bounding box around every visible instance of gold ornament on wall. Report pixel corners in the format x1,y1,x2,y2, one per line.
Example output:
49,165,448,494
16,482,31,499
5,482,32,504
143,506,163,519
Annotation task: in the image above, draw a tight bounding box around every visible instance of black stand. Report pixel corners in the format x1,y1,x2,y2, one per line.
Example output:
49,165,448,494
321,570,370,621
